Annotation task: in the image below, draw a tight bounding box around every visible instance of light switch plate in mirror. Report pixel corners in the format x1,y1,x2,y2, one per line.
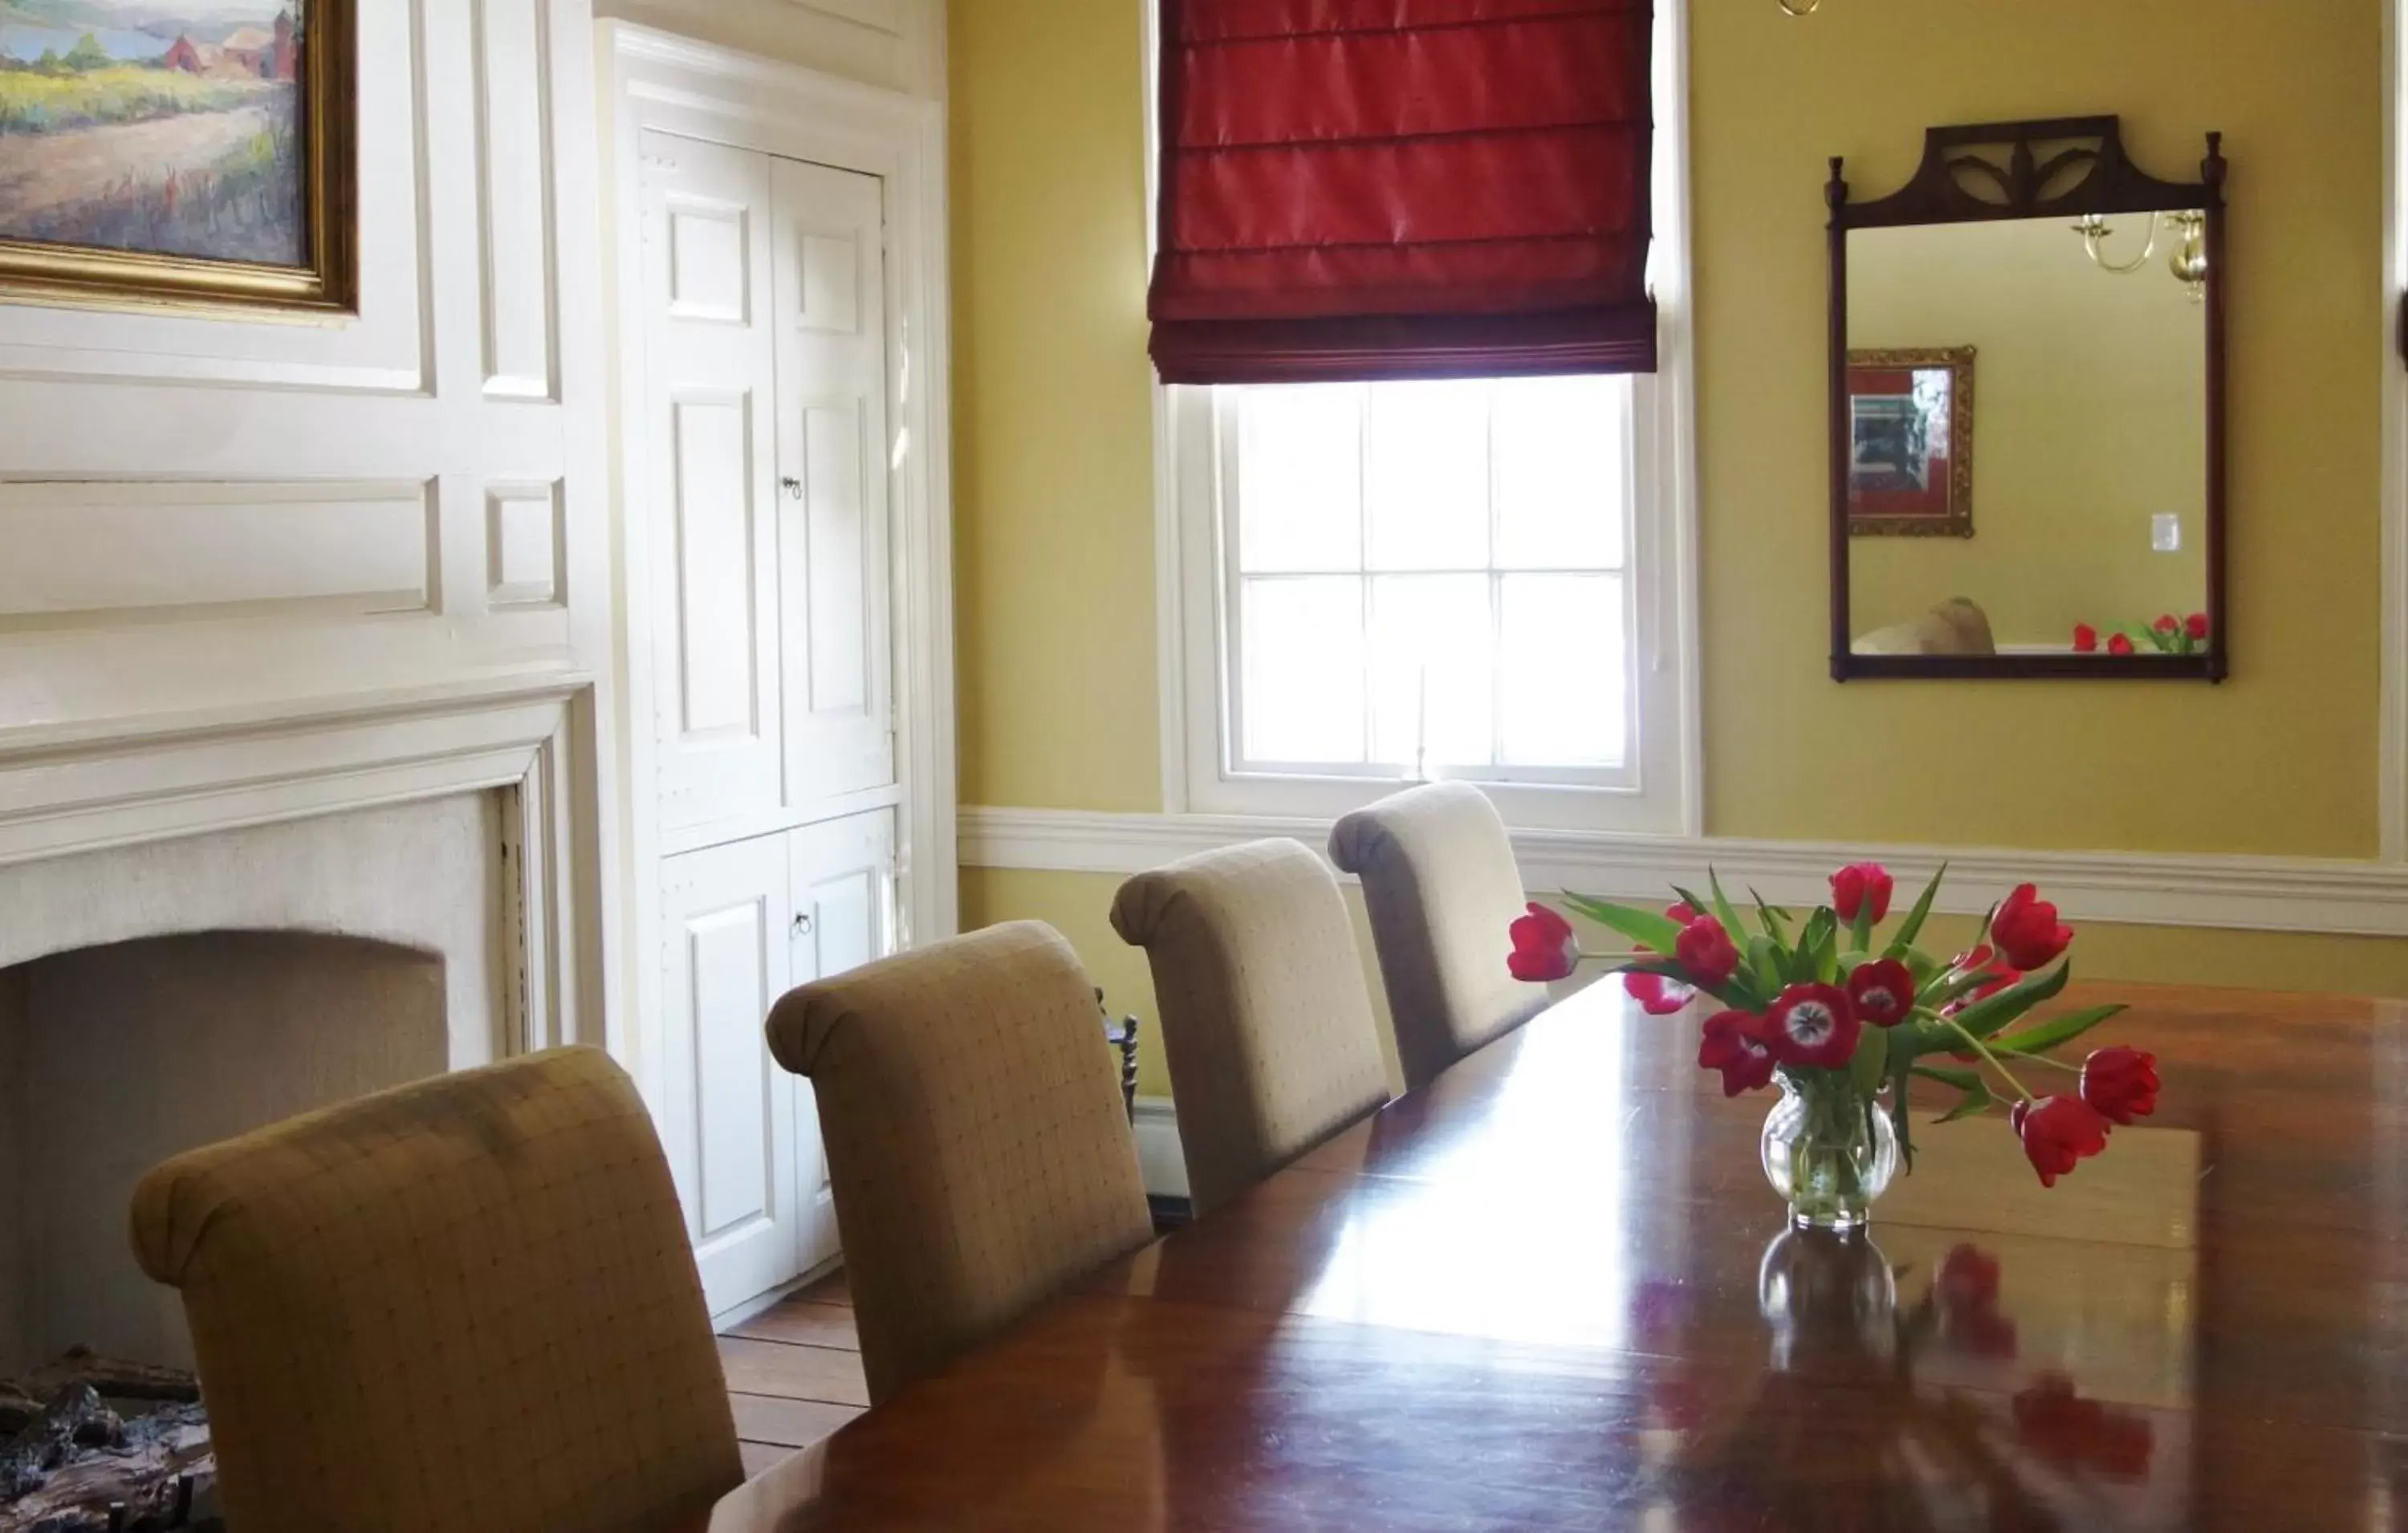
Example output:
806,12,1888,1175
1825,116,2227,682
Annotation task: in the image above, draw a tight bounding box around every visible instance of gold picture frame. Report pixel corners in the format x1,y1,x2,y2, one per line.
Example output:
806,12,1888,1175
0,1,356,319
1845,345,1976,539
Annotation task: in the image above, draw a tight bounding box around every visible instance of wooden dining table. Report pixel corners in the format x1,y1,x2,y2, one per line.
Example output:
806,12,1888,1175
682,980,2408,1531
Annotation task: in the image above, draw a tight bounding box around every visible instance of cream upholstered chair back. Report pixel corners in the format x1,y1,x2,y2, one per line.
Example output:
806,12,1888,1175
765,921,1153,1405
1109,839,1390,1217
129,1047,741,1533
1328,782,1549,1090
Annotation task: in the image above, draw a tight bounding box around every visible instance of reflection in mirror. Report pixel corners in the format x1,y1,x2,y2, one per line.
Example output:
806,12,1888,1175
1846,218,2208,660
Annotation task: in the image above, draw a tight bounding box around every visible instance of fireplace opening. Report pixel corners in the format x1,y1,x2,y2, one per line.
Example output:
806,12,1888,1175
1,929,450,1532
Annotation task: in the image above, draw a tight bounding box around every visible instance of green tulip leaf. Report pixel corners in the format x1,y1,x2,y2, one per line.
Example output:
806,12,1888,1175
1886,862,1948,957
1706,869,1748,950
1749,888,1792,947
1849,1021,1890,1096
1952,961,2073,1040
1991,1004,2129,1057
1911,1063,1982,1093
1849,898,1875,954
1561,894,1686,955
1935,1076,1994,1124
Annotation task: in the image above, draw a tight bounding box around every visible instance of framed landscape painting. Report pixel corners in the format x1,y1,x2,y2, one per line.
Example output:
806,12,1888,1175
0,0,353,315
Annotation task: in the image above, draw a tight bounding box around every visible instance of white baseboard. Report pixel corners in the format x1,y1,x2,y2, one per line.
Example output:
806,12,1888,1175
961,806,2408,941
1131,1096,1189,1199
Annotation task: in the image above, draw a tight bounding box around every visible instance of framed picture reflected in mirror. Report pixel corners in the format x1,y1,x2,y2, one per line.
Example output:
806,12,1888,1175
1847,346,1975,539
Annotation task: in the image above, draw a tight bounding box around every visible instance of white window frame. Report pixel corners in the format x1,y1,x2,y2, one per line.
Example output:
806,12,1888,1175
1147,0,1702,836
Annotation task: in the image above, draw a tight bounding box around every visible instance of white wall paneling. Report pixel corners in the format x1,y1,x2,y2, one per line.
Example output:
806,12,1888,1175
0,0,620,1067
486,482,567,609
0,482,437,629
474,0,562,401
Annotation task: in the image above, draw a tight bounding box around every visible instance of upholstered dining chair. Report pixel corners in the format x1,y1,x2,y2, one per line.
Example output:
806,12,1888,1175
129,1047,741,1533
765,920,1153,1405
1109,839,1391,1218
1328,782,1550,1092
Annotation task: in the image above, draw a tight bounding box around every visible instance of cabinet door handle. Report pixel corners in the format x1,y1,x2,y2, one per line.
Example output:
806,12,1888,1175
793,913,815,936
780,476,803,499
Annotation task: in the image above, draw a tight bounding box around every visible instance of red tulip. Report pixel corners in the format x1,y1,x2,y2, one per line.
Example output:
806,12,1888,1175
2010,1096,2109,1187
1674,915,1740,989
2185,612,2210,642
1991,884,2073,970
1847,958,1914,1028
1697,1010,1777,1097
1935,1243,2001,1311
2107,633,2136,656
2072,623,2098,653
1666,901,1700,925
1828,862,1893,925
1623,971,1697,1016
1507,903,1580,983
1936,1246,2018,1359
2015,1373,2155,1478
2081,1046,2160,1124
1762,982,1861,1070
2153,614,2179,634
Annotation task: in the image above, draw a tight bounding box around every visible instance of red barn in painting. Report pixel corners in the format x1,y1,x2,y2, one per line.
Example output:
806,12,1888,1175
207,12,298,81
161,35,205,72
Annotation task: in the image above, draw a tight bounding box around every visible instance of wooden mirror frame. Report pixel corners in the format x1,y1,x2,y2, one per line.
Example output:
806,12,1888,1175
1827,116,2227,681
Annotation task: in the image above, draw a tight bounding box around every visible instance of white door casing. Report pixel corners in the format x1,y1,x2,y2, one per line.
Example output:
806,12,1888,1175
641,130,787,836
773,158,898,807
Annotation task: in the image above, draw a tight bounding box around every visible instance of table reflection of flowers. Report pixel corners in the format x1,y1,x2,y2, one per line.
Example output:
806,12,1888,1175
1641,1232,2158,1529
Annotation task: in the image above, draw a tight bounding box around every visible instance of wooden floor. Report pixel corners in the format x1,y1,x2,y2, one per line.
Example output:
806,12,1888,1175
717,1270,865,1479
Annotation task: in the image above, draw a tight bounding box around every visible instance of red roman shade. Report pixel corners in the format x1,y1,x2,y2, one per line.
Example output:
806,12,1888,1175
1148,0,1657,384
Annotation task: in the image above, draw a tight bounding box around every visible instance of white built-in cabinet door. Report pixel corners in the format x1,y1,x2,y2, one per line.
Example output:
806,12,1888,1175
784,809,897,1277
771,158,897,807
658,835,799,1311
641,131,785,833
657,811,897,1314
640,135,904,1315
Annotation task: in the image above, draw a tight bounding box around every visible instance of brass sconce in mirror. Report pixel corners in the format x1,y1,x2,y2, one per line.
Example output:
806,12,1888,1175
1826,117,2228,681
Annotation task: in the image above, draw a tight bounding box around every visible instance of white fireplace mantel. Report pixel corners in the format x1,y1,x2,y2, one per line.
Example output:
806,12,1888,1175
0,674,604,1062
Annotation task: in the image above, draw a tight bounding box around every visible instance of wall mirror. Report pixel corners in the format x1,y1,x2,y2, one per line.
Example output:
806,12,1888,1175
1828,117,2227,680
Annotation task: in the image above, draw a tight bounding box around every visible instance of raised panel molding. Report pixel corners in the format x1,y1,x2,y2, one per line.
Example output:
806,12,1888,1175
668,199,753,323
670,391,762,738
486,482,566,608
0,482,437,630
958,806,2408,942
474,0,561,400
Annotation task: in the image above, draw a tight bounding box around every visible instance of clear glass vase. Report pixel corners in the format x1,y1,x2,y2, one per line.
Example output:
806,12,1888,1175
1759,1077,1899,1233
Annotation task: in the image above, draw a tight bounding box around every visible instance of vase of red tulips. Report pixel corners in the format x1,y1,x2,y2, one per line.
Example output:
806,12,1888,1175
1507,863,2162,1232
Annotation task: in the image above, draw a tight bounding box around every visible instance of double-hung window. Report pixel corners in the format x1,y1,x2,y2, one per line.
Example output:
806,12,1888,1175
1155,5,1696,834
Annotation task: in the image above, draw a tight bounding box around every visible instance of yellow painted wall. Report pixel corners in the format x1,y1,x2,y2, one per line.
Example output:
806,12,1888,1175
1846,219,2210,646
947,0,2403,1057
950,0,1160,813
1698,0,2381,856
